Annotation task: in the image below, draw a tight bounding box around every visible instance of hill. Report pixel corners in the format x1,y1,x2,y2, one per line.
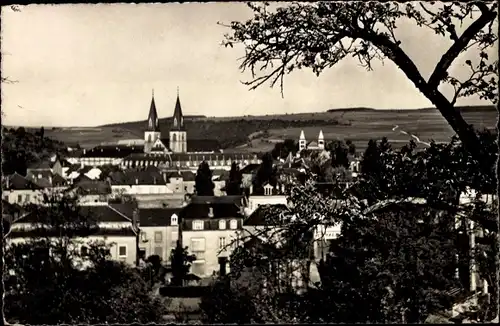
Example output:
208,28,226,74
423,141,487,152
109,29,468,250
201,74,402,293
10,105,496,152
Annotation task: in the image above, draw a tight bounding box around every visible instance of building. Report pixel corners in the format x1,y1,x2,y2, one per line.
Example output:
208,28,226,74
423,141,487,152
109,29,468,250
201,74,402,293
137,207,181,261
2,173,44,206
6,202,139,266
298,129,325,152
178,195,246,277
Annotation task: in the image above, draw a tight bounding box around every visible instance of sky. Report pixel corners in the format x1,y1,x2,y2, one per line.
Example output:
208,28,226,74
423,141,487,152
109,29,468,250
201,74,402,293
1,2,497,127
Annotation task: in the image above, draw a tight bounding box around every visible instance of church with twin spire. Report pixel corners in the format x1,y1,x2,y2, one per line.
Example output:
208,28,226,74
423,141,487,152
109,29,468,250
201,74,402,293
144,88,189,154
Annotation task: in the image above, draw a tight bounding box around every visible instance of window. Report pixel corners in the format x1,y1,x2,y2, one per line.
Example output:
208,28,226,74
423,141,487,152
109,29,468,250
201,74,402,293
17,194,22,203
219,220,226,230
154,231,163,243
229,219,238,230
118,245,127,258
154,246,163,258
192,220,204,230
25,194,30,202
191,238,206,252
219,237,226,249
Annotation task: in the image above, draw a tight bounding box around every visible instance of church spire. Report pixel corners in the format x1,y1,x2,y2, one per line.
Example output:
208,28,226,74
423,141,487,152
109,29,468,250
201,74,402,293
147,90,159,131
172,87,185,131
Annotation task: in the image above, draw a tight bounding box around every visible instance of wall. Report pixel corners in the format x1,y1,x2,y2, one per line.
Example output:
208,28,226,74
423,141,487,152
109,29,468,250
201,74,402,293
182,229,241,277
7,234,138,266
139,225,179,261
3,190,44,206
112,185,173,195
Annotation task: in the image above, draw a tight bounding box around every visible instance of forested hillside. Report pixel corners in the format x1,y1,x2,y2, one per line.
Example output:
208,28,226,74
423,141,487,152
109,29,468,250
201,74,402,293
2,127,68,176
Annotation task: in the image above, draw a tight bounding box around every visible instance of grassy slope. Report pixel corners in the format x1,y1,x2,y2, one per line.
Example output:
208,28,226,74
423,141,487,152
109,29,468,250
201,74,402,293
12,105,496,151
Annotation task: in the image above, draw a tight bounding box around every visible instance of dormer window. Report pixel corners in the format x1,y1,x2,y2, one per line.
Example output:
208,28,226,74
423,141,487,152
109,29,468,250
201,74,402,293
171,214,178,226
193,220,204,230
229,219,238,230
208,207,214,218
219,220,226,230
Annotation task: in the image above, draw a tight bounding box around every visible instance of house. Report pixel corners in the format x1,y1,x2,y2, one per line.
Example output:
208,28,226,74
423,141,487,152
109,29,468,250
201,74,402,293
245,183,288,215
137,207,181,262
67,180,113,204
2,173,44,206
109,170,173,196
178,195,245,278
26,170,68,189
26,159,63,178
6,202,139,266
242,203,311,292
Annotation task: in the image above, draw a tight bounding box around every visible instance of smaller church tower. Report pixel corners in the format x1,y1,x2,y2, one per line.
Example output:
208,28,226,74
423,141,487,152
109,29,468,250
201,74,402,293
318,130,325,150
144,90,161,151
169,87,187,153
299,130,307,151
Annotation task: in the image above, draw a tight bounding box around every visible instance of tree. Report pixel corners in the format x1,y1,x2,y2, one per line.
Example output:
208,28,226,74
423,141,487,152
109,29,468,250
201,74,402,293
221,2,498,159
169,240,196,286
3,193,167,324
209,131,497,323
253,152,278,194
225,162,243,196
331,140,349,168
195,161,215,196
271,139,297,159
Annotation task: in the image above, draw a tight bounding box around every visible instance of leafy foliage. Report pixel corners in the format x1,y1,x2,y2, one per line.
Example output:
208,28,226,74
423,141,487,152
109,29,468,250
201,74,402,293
3,194,167,324
195,161,215,196
169,240,197,286
271,138,298,159
253,152,278,194
2,127,68,175
225,162,243,195
221,1,498,157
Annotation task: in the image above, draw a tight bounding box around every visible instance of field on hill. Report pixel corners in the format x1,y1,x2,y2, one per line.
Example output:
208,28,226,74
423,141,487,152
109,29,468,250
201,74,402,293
13,106,496,152
22,126,143,148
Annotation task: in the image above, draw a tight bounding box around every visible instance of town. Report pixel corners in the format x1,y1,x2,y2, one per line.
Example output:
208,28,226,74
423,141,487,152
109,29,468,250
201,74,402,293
1,2,498,325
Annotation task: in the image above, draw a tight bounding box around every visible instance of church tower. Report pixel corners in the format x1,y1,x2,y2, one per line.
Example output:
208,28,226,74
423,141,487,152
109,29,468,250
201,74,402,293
299,130,307,151
144,90,161,151
318,130,325,150
169,87,187,153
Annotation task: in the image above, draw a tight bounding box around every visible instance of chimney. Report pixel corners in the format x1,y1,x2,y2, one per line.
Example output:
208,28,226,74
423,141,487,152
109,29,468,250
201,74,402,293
135,178,139,185
250,184,253,195
208,207,214,218
218,257,228,277
81,161,84,169
163,172,167,183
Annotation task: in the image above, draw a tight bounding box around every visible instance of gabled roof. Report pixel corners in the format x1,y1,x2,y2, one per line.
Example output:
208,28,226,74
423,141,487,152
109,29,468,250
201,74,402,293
27,160,52,170
13,204,133,224
181,171,196,181
81,145,144,158
179,200,243,219
71,180,112,195
190,195,244,206
139,207,182,227
244,204,288,226
3,173,42,190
